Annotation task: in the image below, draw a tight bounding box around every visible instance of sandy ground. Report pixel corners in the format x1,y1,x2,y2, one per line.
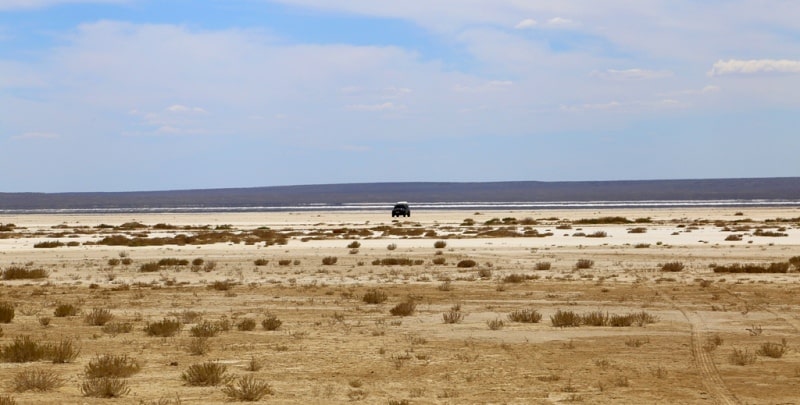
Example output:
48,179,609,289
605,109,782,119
0,207,799,404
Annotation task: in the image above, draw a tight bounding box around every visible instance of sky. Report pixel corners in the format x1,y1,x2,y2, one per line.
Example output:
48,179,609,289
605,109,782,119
1,0,799,192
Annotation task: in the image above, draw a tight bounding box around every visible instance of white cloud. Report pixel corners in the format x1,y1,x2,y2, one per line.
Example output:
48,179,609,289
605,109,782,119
591,69,673,81
514,19,537,29
0,0,127,10
167,104,208,114
454,80,513,93
546,17,580,28
709,59,800,76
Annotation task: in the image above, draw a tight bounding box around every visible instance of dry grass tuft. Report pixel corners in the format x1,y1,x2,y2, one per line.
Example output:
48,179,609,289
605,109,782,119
390,300,416,317
12,368,62,392
221,375,274,401
507,309,542,323
261,315,282,331
0,302,14,323
81,377,130,398
144,318,182,337
85,354,142,378
84,308,114,326
181,361,232,386
362,289,388,304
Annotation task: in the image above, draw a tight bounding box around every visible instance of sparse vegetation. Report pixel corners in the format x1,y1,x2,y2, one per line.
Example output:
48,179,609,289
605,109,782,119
457,259,477,268
85,308,114,326
261,315,282,331
575,259,594,269
2,266,48,279
729,348,757,365
54,303,79,317
12,368,62,392
390,300,416,316
144,318,182,337
434,240,447,249
757,340,788,358
0,302,14,323
222,375,274,401
661,262,685,272
84,354,141,378
321,256,338,265
363,289,388,304
508,309,542,323
182,361,231,386
80,377,130,398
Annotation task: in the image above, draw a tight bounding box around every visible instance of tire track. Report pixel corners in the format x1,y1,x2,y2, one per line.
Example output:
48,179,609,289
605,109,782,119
655,289,740,405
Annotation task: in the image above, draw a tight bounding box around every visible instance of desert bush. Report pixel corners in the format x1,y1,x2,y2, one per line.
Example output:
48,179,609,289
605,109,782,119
49,337,80,363
437,281,453,291
192,258,205,266
373,258,417,266
85,308,114,326
628,227,647,234
236,318,256,331
0,395,14,405
432,257,446,265
12,368,62,392
634,243,651,248
0,302,14,323
575,217,632,224
725,234,743,241
182,361,232,386
362,289,388,304
85,354,141,378
321,256,338,265
712,262,790,273
80,377,130,398
434,240,447,249
101,322,133,335
187,337,211,356
551,309,581,328
158,258,189,266
502,273,537,283
54,303,79,317
442,310,464,324
121,257,133,265
347,241,361,249
729,348,756,365
190,321,221,337
1,336,48,362
144,318,182,337
487,318,505,330
508,309,542,323
277,259,292,266
457,259,477,268
582,311,609,326
261,315,282,331
586,231,607,238
757,341,787,358
2,266,48,280
38,316,51,327
535,262,552,270
390,300,417,317
139,262,161,272
107,258,121,266
478,268,492,279
661,262,685,272
253,259,269,266
575,259,594,269
222,375,274,401
33,241,63,248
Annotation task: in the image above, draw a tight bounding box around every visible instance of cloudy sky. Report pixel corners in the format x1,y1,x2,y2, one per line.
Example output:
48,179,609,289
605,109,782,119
1,0,798,192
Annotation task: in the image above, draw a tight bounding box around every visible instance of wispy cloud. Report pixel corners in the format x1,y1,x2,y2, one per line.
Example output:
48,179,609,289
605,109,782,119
514,19,537,29
709,59,800,76
0,0,128,10
591,69,673,81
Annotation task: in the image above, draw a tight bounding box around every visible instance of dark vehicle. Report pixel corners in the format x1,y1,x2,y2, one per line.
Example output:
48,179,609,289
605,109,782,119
391,201,411,217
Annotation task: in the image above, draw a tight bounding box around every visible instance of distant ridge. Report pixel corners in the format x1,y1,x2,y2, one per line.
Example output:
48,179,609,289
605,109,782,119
1,178,799,210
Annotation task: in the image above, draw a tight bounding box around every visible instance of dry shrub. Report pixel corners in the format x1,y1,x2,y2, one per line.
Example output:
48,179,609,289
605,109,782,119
321,256,338,265
586,231,607,238
33,241,63,248
144,318,182,337
535,262,552,270
54,303,79,317
712,262,790,273
390,300,416,317
582,311,609,326
434,240,447,249
158,258,189,266
661,262,685,272
139,262,161,272
508,309,542,323
187,337,211,356
487,318,505,330
432,257,446,265
101,322,133,335
0,396,14,405
12,368,62,392
277,259,292,266
85,354,141,378
261,315,282,331
253,259,269,266
2,266,48,280
236,318,256,331
182,361,232,386
0,302,14,323
628,227,647,234
457,259,477,268
362,289,388,304
729,348,756,365
81,377,130,398
191,321,221,337
209,280,235,291
575,259,594,269
49,337,80,363
387,243,397,251
85,308,114,326
478,268,493,279
347,241,361,249
551,309,581,328
1,336,48,362
757,341,788,358
222,375,274,401
442,310,464,324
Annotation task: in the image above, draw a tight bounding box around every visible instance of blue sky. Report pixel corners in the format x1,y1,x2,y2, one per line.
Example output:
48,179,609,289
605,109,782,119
1,0,799,192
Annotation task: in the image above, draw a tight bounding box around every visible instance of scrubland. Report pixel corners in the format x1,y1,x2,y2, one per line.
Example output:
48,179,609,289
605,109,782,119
0,207,799,404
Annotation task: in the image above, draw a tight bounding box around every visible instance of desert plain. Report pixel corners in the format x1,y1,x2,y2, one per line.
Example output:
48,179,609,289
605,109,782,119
0,207,799,404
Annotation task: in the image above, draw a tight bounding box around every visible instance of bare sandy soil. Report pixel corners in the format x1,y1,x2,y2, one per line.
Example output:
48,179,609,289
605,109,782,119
1,207,799,404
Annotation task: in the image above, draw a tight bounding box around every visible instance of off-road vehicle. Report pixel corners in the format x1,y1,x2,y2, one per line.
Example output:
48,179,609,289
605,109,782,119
391,202,411,217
